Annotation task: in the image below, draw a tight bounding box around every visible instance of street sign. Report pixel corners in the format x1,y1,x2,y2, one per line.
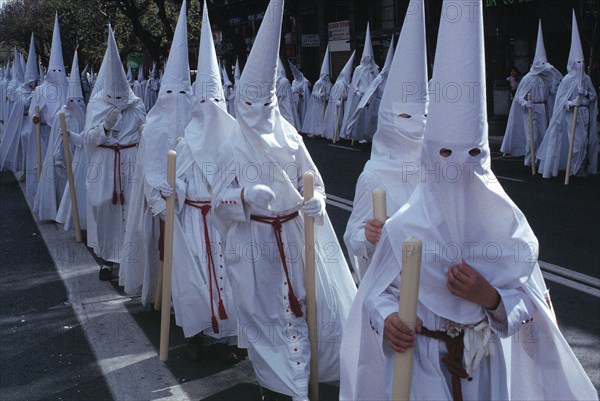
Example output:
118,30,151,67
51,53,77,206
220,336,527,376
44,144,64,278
301,34,320,47
328,20,350,41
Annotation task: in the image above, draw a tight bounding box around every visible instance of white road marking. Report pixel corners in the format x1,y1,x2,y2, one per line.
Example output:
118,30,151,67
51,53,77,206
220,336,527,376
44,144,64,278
327,144,363,151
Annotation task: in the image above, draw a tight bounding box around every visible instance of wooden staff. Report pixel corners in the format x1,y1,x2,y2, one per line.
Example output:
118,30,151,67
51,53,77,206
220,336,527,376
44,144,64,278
303,171,318,401
34,106,42,179
333,101,343,144
372,188,387,226
527,93,536,175
59,112,82,243
159,150,177,361
391,237,423,401
564,97,579,185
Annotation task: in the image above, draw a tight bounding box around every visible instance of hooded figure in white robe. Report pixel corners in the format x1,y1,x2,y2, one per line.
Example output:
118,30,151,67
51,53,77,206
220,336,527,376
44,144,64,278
341,23,379,141
227,58,241,119
501,21,563,166
345,35,395,142
289,61,311,129
27,15,69,199
120,3,190,300
81,64,91,104
33,49,86,222
0,48,31,175
168,1,239,344
342,3,427,286
4,50,22,124
0,65,11,138
342,2,598,400
537,11,598,178
276,58,301,129
82,25,146,267
212,0,356,398
322,51,355,141
56,50,89,231
132,65,146,102
144,62,159,112
301,47,331,137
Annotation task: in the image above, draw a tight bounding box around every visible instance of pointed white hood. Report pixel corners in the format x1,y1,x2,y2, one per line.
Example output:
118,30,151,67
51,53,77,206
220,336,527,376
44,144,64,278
12,48,22,83
337,50,356,84
405,0,535,322
144,0,193,189
567,10,585,82
24,33,39,86
234,58,241,82
195,1,225,106
360,22,377,70
67,49,84,101
529,20,555,75
137,65,144,81
288,60,305,83
319,45,330,79
126,65,134,83
103,26,136,109
380,36,394,73
222,63,233,87
46,13,67,89
365,0,427,203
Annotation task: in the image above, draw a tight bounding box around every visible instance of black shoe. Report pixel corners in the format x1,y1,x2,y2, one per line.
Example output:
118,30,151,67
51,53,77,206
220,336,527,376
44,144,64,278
98,265,113,281
186,333,204,362
259,388,280,401
210,343,240,364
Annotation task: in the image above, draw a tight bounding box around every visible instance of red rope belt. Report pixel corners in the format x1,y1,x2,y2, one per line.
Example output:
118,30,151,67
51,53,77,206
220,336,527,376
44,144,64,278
419,327,470,401
98,143,137,205
185,199,228,333
250,211,303,318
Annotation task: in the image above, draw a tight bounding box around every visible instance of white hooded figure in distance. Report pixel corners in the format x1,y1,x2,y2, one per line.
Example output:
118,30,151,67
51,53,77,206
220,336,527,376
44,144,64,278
345,35,395,143
0,47,33,175
120,3,190,298
132,65,146,102
168,1,240,362
212,0,356,399
537,11,597,178
221,62,235,117
227,58,241,119
276,58,301,129
56,49,90,232
27,15,69,199
501,21,563,166
301,47,331,137
341,23,379,141
82,25,146,278
0,65,11,139
34,49,86,222
345,2,598,400
342,2,427,287
144,62,160,112
289,61,311,129
322,51,355,141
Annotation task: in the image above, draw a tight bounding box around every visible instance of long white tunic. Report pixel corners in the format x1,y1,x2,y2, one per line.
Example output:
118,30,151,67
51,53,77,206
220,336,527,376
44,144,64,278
500,69,562,165
55,132,88,231
322,80,350,141
82,94,145,263
214,137,356,398
300,77,331,137
291,77,311,128
341,63,378,140
0,85,32,173
537,73,598,177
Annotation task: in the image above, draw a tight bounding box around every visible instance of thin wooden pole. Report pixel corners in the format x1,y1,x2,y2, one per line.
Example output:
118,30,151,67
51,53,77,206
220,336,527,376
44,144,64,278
303,171,318,401
391,237,423,401
527,93,536,175
59,112,81,243
565,99,579,185
159,150,177,361
34,106,42,179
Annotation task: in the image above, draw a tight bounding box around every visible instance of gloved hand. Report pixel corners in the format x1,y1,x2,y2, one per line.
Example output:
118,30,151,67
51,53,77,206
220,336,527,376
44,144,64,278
244,184,276,209
103,108,120,131
156,181,173,198
462,321,495,375
302,192,325,218
523,101,533,109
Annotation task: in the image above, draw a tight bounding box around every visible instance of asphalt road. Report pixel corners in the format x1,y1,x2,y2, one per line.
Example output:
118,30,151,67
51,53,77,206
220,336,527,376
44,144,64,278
1,133,598,400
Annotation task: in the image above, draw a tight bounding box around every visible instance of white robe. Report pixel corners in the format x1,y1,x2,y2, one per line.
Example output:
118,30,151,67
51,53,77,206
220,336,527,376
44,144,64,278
55,132,88,231
344,70,387,142
537,73,598,177
322,79,350,141
501,69,562,165
169,139,238,338
341,63,378,140
300,78,331,137
32,103,84,221
291,77,311,129
277,76,301,130
213,135,357,398
83,92,146,263
144,79,159,112
0,85,32,173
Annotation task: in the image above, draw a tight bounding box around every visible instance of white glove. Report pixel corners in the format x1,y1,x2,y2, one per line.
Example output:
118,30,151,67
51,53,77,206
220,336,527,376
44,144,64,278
156,181,173,198
103,108,120,131
302,192,325,218
244,184,276,209
523,101,533,109
462,321,495,375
